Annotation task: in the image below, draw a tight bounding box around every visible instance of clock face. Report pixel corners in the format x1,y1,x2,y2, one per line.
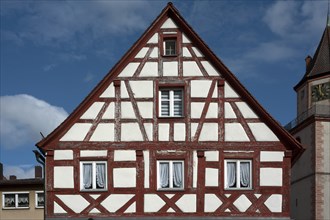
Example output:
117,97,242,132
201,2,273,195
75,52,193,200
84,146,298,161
311,82,330,102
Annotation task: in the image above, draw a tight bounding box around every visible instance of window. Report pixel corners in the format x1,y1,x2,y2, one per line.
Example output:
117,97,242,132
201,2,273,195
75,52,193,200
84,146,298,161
80,161,107,191
2,192,29,209
159,88,183,117
224,160,252,189
164,39,176,56
35,191,44,208
157,160,184,190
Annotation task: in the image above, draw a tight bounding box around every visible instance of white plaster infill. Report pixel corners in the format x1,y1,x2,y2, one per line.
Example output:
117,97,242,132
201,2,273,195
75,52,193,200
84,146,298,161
260,151,284,162
54,166,74,188
204,194,222,212
56,195,89,213
144,194,165,212
80,150,107,157
260,168,282,186
114,150,136,161
54,150,73,160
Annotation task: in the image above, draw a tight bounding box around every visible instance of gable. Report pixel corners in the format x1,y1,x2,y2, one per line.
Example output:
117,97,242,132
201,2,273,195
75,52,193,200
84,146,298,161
37,3,302,163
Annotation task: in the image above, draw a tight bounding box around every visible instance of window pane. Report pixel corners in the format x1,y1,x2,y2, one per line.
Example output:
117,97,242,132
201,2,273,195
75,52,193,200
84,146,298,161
4,194,15,208
17,193,29,207
165,40,176,55
83,163,93,189
173,162,183,188
226,162,236,188
173,101,182,116
37,193,44,207
159,162,169,188
161,101,170,116
96,163,106,189
161,90,170,100
240,162,250,188
173,90,182,100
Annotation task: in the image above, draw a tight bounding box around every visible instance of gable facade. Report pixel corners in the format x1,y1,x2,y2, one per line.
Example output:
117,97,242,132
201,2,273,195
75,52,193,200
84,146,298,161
36,3,302,219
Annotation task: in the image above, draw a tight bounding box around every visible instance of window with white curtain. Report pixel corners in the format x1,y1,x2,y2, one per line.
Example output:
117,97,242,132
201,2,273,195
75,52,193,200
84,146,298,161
35,191,44,208
157,160,184,190
224,160,252,189
80,161,107,191
159,88,183,117
2,192,29,209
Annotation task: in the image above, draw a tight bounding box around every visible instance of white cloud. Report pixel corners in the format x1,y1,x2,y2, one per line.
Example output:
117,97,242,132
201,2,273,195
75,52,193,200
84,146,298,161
3,164,37,179
0,94,68,149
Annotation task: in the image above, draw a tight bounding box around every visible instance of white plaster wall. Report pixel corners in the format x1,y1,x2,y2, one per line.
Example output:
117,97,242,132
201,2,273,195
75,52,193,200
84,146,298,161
149,47,158,58
183,61,203,76
130,81,153,98
233,195,252,212
260,168,282,186
90,123,114,141
260,151,284,162
121,123,143,141
225,102,237,118
191,80,212,98
182,47,192,57
54,202,66,213
125,202,136,213
147,33,158,43
114,150,136,161
143,150,150,188
205,151,219,161
54,150,73,160
225,123,249,141
144,123,153,141
174,123,185,141
175,194,196,213
113,168,136,187
191,123,198,139
248,123,279,141
100,83,115,98
201,61,219,76
102,102,115,119
135,47,148,58
121,102,136,119
56,195,89,213
139,62,158,77
163,61,178,76
182,33,191,43
205,168,218,186
158,123,170,141
191,102,204,119
192,47,203,57
236,102,258,118
199,123,218,141
80,150,107,157
161,18,177,29
144,194,165,212
137,102,153,119
118,63,139,77
205,194,222,212
264,194,282,212
80,102,104,119
224,82,239,98
121,81,129,98
206,103,218,118
60,123,92,141
54,166,74,188
101,194,134,212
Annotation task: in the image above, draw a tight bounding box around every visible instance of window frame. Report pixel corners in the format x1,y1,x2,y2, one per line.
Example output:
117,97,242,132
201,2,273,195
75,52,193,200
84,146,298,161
80,161,107,191
158,87,184,118
35,191,44,208
2,192,30,209
224,159,252,190
157,160,184,191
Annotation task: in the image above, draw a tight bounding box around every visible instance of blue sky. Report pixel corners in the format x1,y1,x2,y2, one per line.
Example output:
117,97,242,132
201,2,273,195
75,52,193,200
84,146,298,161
0,0,328,179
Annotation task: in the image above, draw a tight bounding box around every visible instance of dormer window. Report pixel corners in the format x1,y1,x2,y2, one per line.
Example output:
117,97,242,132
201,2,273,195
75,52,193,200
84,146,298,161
164,39,176,56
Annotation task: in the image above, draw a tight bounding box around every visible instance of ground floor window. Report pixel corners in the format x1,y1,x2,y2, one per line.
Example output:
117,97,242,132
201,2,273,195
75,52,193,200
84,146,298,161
157,160,184,190
2,192,29,209
35,191,44,208
80,161,107,191
224,160,252,189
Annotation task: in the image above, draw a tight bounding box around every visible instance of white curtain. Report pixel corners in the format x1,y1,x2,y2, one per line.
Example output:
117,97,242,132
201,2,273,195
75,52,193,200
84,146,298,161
5,195,15,207
240,162,250,187
83,164,92,189
17,194,29,206
226,162,236,188
96,163,105,188
173,162,183,188
159,162,169,188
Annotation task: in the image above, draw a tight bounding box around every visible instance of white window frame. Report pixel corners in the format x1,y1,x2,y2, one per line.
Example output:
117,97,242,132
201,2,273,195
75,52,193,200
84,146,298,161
35,191,44,208
224,159,252,190
159,88,183,117
164,39,177,56
157,160,184,190
2,192,29,209
80,161,107,191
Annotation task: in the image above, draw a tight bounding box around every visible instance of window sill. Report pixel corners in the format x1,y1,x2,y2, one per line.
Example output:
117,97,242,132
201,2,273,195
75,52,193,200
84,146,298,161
224,188,253,191
157,188,185,192
2,207,30,210
80,189,108,192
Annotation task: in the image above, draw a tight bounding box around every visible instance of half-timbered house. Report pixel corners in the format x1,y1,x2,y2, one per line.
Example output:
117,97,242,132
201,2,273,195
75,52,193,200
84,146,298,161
36,3,303,219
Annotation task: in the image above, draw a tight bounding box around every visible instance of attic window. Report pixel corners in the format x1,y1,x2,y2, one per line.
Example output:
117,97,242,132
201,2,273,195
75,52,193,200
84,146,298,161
164,39,177,56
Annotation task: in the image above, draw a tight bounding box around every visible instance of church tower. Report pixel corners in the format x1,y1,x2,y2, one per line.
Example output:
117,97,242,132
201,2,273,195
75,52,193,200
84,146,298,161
288,15,330,220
